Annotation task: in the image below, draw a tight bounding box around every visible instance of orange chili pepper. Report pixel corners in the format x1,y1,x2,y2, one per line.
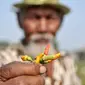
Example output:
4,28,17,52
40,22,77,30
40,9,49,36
44,44,50,55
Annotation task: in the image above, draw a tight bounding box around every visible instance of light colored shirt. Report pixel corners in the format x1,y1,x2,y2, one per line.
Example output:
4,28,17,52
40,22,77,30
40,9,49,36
0,43,81,85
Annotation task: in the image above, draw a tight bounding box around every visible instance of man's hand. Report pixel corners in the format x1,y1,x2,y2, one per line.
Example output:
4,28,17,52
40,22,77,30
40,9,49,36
0,61,46,85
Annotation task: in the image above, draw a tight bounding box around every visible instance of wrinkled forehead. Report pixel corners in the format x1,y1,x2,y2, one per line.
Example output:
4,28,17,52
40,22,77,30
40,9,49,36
19,5,63,16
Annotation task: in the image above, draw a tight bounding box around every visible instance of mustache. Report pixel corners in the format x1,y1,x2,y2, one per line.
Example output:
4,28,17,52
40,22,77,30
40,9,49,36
29,33,54,42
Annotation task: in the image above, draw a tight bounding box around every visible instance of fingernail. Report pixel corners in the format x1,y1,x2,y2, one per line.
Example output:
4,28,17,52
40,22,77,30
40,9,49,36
40,66,46,74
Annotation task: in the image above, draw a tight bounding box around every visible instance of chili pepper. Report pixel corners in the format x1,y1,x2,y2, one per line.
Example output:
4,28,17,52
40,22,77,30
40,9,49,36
35,53,44,64
44,44,50,55
53,53,61,60
21,44,61,64
41,53,61,61
21,55,33,61
45,60,52,63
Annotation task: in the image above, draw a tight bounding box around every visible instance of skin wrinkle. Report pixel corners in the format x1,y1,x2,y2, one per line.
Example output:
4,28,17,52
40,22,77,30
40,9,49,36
0,65,13,80
0,62,42,82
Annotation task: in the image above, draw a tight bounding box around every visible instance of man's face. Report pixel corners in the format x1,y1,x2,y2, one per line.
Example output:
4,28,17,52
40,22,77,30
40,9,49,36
18,6,62,57
20,6,62,43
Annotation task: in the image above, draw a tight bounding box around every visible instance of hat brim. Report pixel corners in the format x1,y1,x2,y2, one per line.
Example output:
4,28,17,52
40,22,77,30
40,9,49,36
13,3,70,15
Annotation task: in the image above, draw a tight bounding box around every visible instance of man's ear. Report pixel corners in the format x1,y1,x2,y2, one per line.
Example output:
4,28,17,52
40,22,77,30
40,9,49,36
16,12,23,28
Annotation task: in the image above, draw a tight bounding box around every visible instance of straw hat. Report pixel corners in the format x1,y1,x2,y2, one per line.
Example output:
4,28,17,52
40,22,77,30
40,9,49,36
13,0,70,15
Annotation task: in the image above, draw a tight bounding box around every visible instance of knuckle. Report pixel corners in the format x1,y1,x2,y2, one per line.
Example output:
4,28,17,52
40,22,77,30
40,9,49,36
33,64,40,75
0,64,13,79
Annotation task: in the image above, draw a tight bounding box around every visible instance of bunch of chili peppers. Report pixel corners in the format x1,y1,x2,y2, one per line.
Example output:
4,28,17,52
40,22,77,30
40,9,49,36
21,44,61,64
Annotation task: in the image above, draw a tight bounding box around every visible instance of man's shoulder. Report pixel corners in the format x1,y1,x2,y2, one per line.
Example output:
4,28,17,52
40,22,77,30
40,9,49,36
0,42,25,58
0,42,26,66
8,42,23,48
0,42,23,51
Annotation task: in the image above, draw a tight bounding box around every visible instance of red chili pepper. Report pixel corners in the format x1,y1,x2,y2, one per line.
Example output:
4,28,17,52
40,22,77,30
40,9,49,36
44,44,50,55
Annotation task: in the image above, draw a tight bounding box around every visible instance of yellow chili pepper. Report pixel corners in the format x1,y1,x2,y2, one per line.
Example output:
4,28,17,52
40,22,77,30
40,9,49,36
44,60,52,64
53,53,61,60
35,53,44,64
21,55,33,61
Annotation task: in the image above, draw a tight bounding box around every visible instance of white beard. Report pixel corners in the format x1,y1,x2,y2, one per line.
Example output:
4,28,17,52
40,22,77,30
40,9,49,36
24,34,57,59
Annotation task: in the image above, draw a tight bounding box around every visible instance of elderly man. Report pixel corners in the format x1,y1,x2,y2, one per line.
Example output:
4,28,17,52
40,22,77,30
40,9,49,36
0,0,81,85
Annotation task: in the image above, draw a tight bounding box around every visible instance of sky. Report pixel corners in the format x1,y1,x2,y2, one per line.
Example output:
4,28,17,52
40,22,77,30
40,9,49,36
0,0,85,51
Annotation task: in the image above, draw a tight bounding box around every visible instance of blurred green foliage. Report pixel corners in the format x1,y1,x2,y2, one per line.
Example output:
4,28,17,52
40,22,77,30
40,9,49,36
77,60,85,85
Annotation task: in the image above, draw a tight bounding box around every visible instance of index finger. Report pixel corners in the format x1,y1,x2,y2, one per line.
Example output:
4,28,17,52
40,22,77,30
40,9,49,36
0,61,46,81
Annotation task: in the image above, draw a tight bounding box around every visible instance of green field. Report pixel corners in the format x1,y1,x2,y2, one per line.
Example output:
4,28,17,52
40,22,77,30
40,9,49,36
77,60,85,85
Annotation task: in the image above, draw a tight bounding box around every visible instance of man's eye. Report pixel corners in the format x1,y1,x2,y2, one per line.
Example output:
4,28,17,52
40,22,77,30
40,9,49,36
46,16,52,19
35,15,41,19
46,16,56,20
46,15,60,20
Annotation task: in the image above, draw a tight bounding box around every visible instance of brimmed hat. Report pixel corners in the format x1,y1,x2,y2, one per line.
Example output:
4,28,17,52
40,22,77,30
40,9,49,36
13,0,70,15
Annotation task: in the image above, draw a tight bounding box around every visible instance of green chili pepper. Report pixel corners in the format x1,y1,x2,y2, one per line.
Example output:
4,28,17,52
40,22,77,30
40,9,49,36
41,55,55,61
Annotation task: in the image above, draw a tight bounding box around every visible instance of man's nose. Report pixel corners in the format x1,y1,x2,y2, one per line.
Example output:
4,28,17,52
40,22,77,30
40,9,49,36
38,18,47,33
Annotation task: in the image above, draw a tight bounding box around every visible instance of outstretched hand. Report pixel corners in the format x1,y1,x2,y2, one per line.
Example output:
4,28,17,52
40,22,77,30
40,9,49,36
0,61,46,85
